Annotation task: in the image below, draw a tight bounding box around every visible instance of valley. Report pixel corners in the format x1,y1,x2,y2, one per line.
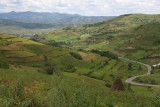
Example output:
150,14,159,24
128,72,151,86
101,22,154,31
0,11,115,34
36,14,160,64
0,13,160,107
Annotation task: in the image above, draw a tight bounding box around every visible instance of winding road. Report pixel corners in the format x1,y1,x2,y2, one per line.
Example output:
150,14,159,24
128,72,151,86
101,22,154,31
119,57,160,87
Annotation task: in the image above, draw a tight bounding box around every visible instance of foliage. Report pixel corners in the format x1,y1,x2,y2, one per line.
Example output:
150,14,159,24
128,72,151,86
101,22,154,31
70,52,82,60
48,40,59,47
45,62,55,75
0,51,9,69
0,68,160,107
91,49,118,60
128,63,132,70
61,63,76,73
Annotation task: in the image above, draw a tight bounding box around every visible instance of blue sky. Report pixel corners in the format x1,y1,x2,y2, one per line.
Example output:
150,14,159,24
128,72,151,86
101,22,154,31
0,0,160,16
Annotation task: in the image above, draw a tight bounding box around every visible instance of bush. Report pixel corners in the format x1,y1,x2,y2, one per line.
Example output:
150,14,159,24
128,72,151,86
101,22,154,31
62,63,76,73
70,52,82,60
0,61,9,69
91,49,118,60
44,61,55,75
48,40,59,47
46,65,54,75
0,51,9,69
128,63,132,70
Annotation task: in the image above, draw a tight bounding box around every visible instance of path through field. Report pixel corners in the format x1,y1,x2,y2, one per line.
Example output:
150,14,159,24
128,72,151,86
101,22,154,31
119,57,160,87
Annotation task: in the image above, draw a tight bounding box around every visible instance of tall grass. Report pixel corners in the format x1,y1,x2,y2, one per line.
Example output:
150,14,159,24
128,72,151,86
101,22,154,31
0,69,159,107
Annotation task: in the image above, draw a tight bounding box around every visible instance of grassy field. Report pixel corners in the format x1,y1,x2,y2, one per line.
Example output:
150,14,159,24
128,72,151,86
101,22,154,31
134,67,160,85
0,26,61,34
0,33,147,82
0,33,160,106
0,67,160,107
36,14,160,64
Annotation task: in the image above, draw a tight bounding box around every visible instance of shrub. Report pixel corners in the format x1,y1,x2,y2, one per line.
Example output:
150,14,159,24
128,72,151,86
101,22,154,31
91,49,118,60
44,61,55,75
128,63,132,70
62,64,76,72
46,65,54,75
48,40,59,47
0,61,9,69
0,51,9,69
70,52,82,60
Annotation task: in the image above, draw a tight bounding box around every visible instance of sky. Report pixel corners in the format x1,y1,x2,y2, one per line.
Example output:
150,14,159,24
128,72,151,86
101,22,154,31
0,0,160,16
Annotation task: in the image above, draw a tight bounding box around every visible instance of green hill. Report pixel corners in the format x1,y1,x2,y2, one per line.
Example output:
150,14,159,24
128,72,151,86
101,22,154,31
36,14,160,64
0,11,115,34
0,33,159,106
116,23,160,64
0,33,145,83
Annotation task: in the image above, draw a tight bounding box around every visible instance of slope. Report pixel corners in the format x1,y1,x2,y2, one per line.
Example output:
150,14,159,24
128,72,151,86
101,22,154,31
0,33,159,106
36,14,160,64
0,11,115,34
116,23,160,64
0,33,147,84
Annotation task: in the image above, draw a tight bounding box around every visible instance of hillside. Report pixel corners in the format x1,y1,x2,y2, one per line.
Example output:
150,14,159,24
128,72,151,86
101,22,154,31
0,33,159,106
0,33,146,83
36,14,160,64
0,11,115,34
0,34,160,106
116,23,160,64
0,19,56,29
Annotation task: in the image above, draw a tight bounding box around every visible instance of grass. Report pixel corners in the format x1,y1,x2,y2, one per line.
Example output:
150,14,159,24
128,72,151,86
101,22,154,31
37,14,160,64
0,33,160,106
0,67,160,107
134,67,160,85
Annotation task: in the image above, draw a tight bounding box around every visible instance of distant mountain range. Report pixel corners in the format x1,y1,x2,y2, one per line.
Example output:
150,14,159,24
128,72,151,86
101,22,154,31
0,11,115,23
0,11,115,34
0,18,55,29
36,14,160,64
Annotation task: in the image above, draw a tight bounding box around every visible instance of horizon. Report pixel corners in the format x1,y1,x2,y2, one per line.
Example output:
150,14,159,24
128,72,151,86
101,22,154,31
0,0,160,16
0,11,159,17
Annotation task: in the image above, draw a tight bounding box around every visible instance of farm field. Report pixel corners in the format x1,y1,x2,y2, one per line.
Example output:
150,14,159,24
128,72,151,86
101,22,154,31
0,13,160,107
36,14,160,64
0,33,159,106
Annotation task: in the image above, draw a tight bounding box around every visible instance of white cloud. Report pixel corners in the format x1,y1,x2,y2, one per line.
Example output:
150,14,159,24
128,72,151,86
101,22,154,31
0,0,160,16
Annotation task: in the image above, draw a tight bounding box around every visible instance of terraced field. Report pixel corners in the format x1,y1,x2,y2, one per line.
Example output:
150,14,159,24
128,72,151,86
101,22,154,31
0,33,147,83
0,33,159,106
36,14,160,64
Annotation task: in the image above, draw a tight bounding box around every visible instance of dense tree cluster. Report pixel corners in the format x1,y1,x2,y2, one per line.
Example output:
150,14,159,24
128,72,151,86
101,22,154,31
70,52,82,60
91,49,118,60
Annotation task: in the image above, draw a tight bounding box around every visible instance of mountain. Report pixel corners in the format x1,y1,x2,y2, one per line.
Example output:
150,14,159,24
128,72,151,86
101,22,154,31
0,11,115,23
0,18,56,29
0,11,115,34
36,14,160,64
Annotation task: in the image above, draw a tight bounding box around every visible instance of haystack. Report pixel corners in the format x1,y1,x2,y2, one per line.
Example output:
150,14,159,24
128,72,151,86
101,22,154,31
111,77,125,91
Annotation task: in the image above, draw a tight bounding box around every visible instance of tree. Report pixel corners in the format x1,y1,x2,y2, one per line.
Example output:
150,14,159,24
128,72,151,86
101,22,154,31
43,55,48,62
44,61,55,75
128,63,132,70
46,65,54,75
138,65,142,70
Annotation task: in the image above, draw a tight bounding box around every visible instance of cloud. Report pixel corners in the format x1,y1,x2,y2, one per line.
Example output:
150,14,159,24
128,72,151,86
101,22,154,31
0,0,159,16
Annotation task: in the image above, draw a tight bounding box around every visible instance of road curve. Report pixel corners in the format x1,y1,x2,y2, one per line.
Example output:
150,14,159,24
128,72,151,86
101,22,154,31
119,57,160,87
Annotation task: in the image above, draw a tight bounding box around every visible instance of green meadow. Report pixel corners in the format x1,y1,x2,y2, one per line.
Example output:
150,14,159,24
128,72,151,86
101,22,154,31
0,14,160,107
